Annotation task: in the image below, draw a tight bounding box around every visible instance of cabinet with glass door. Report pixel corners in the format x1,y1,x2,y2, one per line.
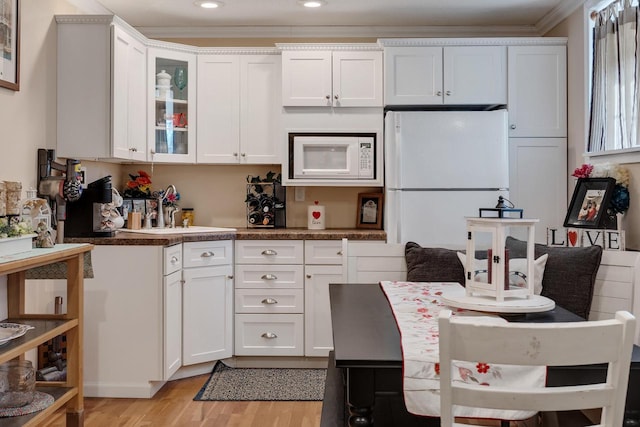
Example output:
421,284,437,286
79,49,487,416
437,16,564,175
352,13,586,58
148,46,196,163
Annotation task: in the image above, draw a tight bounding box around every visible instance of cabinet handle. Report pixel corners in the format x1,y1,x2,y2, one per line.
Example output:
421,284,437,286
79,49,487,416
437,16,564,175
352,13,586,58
334,94,339,100
130,147,137,152
337,250,343,255
261,249,278,256
261,332,278,339
325,95,330,100
170,256,179,265
227,275,234,279
436,91,442,97
241,153,246,157
445,90,451,96
306,274,312,279
201,251,215,258
261,298,278,305
510,124,516,130
261,274,278,280
233,152,238,157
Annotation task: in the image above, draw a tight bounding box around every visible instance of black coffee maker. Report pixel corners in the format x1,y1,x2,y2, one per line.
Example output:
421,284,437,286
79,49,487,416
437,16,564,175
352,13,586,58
65,176,115,237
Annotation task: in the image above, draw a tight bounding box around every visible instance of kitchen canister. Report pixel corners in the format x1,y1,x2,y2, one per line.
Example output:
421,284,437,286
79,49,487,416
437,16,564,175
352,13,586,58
156,69,171,98
5,182,21,216
308,201,325,230
0,182,6,216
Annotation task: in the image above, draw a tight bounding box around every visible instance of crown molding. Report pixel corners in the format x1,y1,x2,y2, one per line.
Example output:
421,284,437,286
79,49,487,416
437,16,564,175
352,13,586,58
536,0,587,34
55,14,148,45
196,47,280,55
275,43,380,51
377,37,568,47
137,24,541,39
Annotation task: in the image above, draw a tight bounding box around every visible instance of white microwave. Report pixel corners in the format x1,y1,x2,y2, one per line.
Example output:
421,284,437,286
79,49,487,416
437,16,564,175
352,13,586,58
289,133,376,180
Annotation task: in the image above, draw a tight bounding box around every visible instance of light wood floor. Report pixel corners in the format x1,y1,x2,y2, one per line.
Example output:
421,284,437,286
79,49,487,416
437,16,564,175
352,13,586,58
40,374,323,427
38,374,594,427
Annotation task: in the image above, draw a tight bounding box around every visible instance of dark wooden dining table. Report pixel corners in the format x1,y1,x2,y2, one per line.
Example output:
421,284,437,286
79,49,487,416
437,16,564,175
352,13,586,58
325,283,640,427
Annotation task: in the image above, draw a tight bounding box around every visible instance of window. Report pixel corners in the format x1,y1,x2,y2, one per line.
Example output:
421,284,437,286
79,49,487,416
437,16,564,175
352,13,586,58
587,0,639,153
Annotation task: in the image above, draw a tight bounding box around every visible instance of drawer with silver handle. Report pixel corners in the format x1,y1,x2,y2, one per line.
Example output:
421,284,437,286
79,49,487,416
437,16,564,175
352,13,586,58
235,289,304,314
235,264,304,289
234,313,303,356
183,240,232,268
235,240,303,264
304,240,344,265
163,244,183,275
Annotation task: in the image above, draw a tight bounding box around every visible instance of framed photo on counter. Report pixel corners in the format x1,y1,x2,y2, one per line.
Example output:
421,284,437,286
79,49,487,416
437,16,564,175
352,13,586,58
564,177,616,229
356,192,383,229
0,0,20,91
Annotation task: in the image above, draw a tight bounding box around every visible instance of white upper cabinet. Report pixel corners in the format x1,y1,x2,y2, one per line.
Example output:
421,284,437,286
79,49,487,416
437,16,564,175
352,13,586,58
281,49,383,107
148,46,197,163
507,45,567,138
384,45,506,105
112,26,147,161
384,46,442,105
197,53,281,164
445,46,507,105
57,16,147,161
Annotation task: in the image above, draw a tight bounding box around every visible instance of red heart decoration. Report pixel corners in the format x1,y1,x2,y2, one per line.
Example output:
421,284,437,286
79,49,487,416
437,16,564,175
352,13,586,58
312,211,321,219
568,230,578,246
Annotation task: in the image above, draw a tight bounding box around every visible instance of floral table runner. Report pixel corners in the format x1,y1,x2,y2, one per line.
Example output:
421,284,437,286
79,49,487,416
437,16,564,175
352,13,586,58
379,280,545,420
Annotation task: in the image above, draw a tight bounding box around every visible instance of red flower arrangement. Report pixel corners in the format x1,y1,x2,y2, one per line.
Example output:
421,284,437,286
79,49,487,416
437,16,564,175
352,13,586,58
123,170,152,198
571,163,593,179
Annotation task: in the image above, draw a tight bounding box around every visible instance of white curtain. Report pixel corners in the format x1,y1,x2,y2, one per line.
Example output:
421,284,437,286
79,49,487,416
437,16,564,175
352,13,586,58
588,0,640,152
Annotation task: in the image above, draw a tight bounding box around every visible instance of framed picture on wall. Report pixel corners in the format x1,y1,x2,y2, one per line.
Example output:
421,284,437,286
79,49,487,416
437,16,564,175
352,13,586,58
563,177,616,229
0,0,20,91
356,192,383,229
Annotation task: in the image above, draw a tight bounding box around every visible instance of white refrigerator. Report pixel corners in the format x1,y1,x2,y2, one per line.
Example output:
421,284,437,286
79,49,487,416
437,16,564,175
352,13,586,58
385,109,509,249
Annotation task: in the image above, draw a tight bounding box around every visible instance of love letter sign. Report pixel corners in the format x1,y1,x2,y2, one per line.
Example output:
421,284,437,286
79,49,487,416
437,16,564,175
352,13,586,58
547,227,625,251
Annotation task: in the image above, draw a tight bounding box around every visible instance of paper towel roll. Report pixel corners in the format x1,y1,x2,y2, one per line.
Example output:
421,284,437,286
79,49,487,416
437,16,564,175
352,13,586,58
308,205,325,230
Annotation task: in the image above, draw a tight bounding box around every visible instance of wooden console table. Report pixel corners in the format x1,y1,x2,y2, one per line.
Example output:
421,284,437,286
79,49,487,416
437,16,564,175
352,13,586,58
0,243,93,427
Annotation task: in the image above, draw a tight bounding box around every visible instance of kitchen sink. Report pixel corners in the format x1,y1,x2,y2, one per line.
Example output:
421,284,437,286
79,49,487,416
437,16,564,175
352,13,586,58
120,226,236,235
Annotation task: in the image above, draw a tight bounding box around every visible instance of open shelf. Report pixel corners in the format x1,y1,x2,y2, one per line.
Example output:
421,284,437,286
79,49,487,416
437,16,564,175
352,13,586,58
0,243,93,426
0,386,77,427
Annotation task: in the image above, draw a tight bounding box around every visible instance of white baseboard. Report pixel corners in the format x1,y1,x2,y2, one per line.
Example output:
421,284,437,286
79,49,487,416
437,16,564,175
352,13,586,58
84,380,165,398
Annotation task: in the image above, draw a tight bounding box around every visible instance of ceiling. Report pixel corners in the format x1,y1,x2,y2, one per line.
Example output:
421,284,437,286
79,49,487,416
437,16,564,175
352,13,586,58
72,0,586,37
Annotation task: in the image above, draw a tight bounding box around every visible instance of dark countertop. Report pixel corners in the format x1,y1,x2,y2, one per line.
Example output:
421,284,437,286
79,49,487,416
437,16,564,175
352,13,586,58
64,228,386,246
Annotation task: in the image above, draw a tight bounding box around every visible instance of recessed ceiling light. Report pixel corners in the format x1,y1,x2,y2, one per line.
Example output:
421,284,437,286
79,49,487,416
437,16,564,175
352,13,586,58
194,1,223,8
298,0,327,8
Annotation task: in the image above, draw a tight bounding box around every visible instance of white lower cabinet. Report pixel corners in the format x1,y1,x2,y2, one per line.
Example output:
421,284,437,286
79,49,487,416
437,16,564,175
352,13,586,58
235,314,304,356
78,240,233,398
163,269,183,379
182,240,234,365
80,245,178,398
304,240,344,357
234,240,304,356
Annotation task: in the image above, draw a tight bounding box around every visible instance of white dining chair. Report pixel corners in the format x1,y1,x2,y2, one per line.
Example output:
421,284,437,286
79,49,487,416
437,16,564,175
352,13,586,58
438,309,636,427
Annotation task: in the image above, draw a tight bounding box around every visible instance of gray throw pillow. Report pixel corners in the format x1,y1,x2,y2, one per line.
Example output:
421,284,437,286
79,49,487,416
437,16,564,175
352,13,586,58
505,236,603,319
405,242,465,285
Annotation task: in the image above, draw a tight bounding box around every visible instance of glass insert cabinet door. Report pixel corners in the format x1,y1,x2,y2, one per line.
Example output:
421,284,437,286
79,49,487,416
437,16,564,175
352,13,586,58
148,47,196,163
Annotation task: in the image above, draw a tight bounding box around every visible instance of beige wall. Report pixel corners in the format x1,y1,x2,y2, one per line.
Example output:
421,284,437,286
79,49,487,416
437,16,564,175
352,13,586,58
119,164,379,228
0,0,78,189
548,6,640,250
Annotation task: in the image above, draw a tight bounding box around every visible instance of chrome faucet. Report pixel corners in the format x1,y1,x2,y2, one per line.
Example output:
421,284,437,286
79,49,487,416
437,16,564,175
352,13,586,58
170,208,178,228
156,184,177,228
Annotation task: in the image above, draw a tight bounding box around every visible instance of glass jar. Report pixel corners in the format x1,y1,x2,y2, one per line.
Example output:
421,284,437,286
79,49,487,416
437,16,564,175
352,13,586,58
0,360,35,408
181,208,194,227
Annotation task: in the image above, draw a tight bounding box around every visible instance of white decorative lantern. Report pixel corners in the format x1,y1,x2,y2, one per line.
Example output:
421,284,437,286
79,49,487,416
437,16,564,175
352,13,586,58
464,217,538,302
